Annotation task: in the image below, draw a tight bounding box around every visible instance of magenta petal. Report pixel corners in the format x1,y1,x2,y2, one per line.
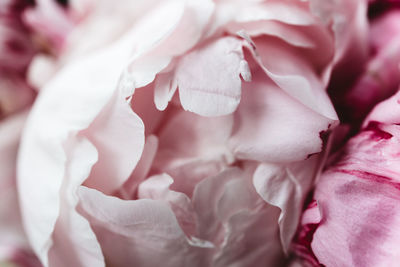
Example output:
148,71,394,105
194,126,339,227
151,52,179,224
297,123,400,267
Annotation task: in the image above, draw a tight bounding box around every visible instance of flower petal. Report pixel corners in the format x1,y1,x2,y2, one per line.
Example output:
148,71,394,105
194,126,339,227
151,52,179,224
17,30,143,265
47,137,104,267
176,37,250,116
138,173,197,237
249,36,337,120
253,155,321,252
299,123,400,267
78,186,212,267
155,109,234,164
82,89,144,193
229,71,334,162
128,0,214,90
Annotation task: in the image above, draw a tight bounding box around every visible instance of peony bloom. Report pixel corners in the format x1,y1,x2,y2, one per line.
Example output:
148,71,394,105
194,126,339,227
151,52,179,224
292,89,400,267
292,3,400,265
330,1,400,128
17,0,367,266
0,0,36,119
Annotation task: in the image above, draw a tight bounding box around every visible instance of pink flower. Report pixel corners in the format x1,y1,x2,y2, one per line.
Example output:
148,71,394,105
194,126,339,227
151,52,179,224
329,3,400,128
293,90,400,266
347,14,400,118
0,0,36,119
17,0,367,266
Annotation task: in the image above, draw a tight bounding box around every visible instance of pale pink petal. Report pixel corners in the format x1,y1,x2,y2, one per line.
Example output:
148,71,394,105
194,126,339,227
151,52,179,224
215,174,258,223
248,37,337,120
175,37,250,116
47,137,104,267
82,89,144,194
127,0,214,90
155,109,234,164
121,135,159,198
192,168,241,242
192,167,284,266
253,155,322,252
154,70,178,111
62,0,182,60
229,71,334,162
311,0,369,88
131,84,165,136
78,186,212,267
310,0,368,64
212,208,283,267
153,158,227,198
227,20,317,48
17,34,143,265
138,173,197,237
211,0,317,37
241,0,316,26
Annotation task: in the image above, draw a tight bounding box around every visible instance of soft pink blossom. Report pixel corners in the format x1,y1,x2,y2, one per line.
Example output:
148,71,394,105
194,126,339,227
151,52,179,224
17,0,367,266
